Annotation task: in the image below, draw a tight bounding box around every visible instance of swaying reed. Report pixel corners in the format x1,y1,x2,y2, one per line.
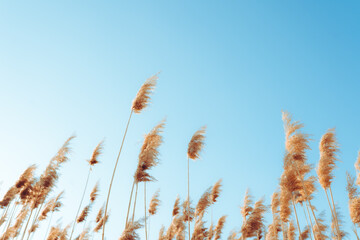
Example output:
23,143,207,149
240,196,266,239
3,99,360,240
187,126,206,240
102,73,159,240
119,218,144,240
317,128,341,239
69,140,103,240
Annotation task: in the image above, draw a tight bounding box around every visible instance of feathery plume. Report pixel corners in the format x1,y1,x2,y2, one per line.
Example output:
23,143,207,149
90,182,99,202
241,189,253,220
195,187,212,218
77,204,90,223
210,179,222,204
94,213,109,233
317,129,339,189
0,186,19,207
148,190,160,216
182,198,194,222
346,172,358,200
134,120,165,183
96,205,104,223
300,227,310,240
173,196,180,217
214,216,227,240
312,212,328,240
88,140,104,166
119,218,144,240
287,220,296,240
132,74,159,113
241,198,267,238
191,218,208,240
187,126,206,160
15,165,36,189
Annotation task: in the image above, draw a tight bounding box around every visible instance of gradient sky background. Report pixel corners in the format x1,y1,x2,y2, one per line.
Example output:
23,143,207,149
1,1,360,239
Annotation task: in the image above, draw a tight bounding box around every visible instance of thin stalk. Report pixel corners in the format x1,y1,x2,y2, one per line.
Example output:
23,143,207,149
271,214,277,239
44,211,54,240
353,223,360,240
144,183,148,240
329,186,341,239
305,202,317,240
281,222,286,240
125,180,135,226
20,208,33,240
69,166,92,240
2,200,18,237
292,161,321,233
324,189,340,239
26,201,44,240
302,203,313,240
132,182,139,223
0,204,10,228
102,110,133,240
148,215,150,240
187,157,190,240
291,196,302,240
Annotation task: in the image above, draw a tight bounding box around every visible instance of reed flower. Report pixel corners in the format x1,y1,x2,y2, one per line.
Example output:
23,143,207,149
132,74,159,113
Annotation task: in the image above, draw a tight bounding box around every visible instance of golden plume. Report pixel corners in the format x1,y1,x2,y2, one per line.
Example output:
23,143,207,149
195,187,212,219
317,129,339,189
172,195,180,217
148,189,160,216
90,182,99,203
134,120,165,183
210,179,222,204
88,140,104,166
214,215,226,240
187,126,206,160
132,74,159,113
119,218,144,240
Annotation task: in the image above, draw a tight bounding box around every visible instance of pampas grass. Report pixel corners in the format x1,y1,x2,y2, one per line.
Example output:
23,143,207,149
2,83,360,240
102,73,159,240
69,141,103,240
187,126,206,240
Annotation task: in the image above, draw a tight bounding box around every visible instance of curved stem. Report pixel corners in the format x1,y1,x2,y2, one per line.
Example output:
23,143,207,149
291,197,302,240
187,157,190,240
69,167,92,240
144,183,148,240
324,188,340,239
3,199,18,238
44,211,54,240
329,186,341,240
125,181,135,226
302,203,313,240
26,201,44,240
305,202,317,240
20,208,33,240
132,183,138,223
102,110,133,240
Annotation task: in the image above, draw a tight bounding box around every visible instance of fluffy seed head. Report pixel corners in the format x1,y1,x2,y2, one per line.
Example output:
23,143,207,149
134,120,165,183
148,189,160,216
187,126,206,160
317,129,339,189
132,74,158,113
88,140,104,166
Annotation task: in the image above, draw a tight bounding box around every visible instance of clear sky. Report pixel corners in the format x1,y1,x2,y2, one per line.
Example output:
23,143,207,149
0,1,360,239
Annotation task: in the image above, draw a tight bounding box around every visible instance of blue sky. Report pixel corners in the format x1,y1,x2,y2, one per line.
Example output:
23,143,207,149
0,1,360,239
